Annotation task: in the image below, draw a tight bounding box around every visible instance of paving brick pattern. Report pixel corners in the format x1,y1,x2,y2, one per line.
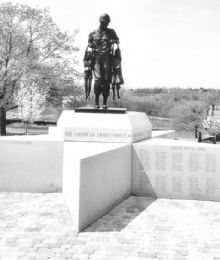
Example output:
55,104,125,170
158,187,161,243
0,193,220,259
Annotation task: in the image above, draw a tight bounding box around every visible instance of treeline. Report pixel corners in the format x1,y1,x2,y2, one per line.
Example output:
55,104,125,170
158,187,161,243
60,87,220,132
108,88,220,132
108,88,220,114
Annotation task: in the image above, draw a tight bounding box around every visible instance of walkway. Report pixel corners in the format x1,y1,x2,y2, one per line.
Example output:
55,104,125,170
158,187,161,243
0,193,220,260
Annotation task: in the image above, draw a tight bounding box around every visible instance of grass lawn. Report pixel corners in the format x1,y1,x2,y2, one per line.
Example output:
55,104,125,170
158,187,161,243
6,123,48,136
5,116,196,141
3,106,197,140
5,106,61,135
149,115,195,140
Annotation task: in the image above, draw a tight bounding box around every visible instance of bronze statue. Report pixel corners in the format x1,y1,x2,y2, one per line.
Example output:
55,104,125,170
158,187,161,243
84,13,124,109
111,44,124,99
83,45,93,100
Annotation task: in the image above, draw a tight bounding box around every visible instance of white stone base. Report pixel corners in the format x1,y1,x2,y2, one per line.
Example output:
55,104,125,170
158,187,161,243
56,110,152,143
152,130,175,139
0,135,63,192
132,138,220,201
62,142,131,232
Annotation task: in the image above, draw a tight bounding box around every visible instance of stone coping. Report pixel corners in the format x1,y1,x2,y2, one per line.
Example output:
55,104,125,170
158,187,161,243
75,107,127,114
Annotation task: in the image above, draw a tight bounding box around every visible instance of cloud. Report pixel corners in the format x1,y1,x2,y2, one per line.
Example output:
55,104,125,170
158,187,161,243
198,9,213,17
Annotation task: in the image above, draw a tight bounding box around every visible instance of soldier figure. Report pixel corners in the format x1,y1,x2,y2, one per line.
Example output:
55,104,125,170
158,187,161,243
87,13,119,109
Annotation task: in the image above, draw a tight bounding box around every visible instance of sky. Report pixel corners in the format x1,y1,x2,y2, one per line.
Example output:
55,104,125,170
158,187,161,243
6,0,220,88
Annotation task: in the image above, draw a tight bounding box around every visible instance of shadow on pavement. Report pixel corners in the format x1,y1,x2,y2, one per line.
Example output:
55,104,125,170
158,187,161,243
83,196,156,232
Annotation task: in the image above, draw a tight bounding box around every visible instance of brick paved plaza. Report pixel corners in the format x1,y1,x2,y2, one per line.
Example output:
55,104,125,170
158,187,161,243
0,193,220,260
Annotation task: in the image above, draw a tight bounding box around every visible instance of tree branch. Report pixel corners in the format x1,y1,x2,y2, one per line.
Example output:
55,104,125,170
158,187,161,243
5,105,18,111
39,41,64,62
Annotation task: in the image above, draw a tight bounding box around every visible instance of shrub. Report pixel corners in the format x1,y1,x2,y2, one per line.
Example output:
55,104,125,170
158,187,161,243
169,100,205,132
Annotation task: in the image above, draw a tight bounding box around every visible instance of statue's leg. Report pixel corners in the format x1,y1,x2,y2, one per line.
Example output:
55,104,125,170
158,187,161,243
84,70,91,99
102,58,111,108
87,74,92,100
95,94,100,108
103,94,108,108
112,84,115,100
93,61,102,108
116,83,120,99
102,83,110,109
85,79,88,99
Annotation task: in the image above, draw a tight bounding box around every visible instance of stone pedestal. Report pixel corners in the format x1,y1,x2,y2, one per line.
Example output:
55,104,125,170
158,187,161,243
56,109,152,143
60,109,152,231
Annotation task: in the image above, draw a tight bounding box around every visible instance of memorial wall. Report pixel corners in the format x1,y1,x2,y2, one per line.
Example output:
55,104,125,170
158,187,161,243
62,142,131,232
132,138,220,201
0,136,63,192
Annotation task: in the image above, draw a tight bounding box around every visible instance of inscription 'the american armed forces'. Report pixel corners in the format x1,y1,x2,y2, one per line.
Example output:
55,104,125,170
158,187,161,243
76,132,129,138
65,130,147,139
65,131,133,139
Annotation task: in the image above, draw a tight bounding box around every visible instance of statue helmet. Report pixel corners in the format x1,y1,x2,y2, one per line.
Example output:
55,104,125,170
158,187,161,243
99,13,111,23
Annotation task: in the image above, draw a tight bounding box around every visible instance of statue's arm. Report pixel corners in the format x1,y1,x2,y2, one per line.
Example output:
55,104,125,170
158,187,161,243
109,29,119,44
88,32,96,47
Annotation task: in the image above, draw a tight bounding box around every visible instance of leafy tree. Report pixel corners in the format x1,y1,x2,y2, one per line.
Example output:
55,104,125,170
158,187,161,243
16,76,49,134
0,2,79,135
202,90,220,107
169,100,205,132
